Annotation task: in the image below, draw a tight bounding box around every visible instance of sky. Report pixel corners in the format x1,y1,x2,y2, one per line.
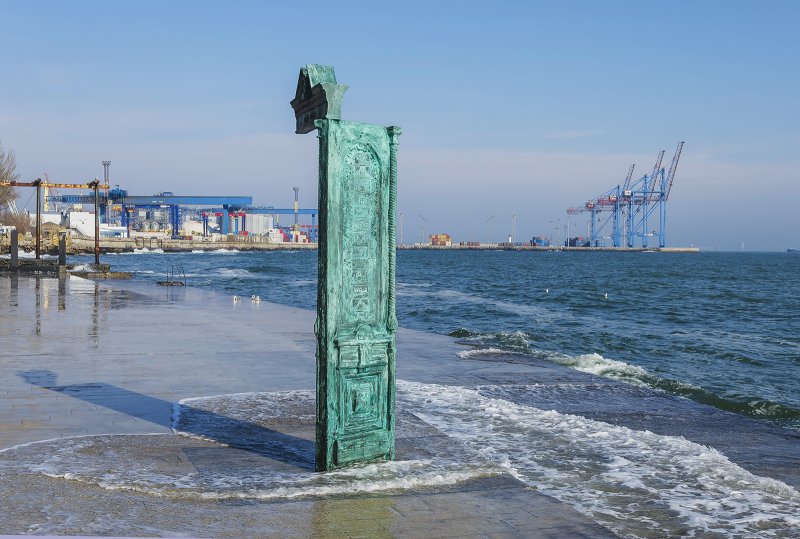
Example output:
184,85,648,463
1,0,798,250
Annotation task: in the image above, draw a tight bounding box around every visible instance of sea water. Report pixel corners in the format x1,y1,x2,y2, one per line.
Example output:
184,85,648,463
78,249,800,431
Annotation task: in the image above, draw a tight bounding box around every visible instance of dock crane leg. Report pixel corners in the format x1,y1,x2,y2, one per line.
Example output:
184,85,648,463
312,213,317,242
170,205,180,239
641,178,650,249
626,198,632,248
659,171,667,248
613,186,622,247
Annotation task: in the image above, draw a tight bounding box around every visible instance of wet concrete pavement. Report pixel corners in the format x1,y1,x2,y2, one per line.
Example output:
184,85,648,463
0,274,615,538
1,273,799,538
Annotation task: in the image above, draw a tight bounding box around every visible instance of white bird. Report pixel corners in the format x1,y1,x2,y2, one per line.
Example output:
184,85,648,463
233,295,240,302
254,296,261,303
545,288,549,294
603,293,608,299
251,295,256,301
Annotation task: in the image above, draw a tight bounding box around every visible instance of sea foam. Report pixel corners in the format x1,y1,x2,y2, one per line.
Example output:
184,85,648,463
399,380,800,538
213,267,255,279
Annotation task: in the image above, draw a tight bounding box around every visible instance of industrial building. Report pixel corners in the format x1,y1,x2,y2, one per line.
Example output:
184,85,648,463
45,186,319,244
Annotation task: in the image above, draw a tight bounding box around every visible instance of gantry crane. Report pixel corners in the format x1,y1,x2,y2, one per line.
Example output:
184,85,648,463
566,142,684,248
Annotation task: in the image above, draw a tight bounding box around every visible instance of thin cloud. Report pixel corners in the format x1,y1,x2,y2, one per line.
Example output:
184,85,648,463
543,129,606,140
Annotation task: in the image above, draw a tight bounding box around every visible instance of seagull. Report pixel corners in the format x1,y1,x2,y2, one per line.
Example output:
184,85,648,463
251,295,256,301
545,288,549,294
254,296,261,303
603,293,608,299
233,295,240,302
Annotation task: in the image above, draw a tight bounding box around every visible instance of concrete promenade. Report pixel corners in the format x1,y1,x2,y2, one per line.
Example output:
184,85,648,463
1,274,798,537
0,274,615,538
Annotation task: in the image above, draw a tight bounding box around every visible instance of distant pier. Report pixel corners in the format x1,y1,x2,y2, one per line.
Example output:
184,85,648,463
399,244,700,253
2,233,700,254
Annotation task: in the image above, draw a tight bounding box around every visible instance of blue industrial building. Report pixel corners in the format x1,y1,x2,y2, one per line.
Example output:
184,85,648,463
47,188,319,240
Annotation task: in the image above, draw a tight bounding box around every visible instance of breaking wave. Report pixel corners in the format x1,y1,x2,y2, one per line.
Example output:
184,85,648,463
399,381,800,538
213,268,256,279
453,330,800,426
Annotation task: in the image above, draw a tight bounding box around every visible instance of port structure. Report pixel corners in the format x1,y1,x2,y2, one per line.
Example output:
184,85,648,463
47,189,320,240
2,177,106,262
567,142,684,248
47,190,254,239
200,206,319,240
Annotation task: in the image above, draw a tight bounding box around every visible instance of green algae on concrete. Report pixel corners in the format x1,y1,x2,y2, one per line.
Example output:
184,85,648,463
292,65,401,471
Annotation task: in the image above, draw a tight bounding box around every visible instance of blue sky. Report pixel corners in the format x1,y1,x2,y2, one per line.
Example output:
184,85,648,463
2,0,798,250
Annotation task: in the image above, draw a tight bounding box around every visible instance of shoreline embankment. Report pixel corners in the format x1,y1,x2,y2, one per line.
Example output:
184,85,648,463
0,233,700,254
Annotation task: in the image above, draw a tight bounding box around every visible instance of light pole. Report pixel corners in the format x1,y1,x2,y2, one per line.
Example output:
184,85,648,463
511,214,516,244
555,219,561,248
92,179,100,265
292,186,299,241
566,212,571,247
102,161,111,224
34,179,41,259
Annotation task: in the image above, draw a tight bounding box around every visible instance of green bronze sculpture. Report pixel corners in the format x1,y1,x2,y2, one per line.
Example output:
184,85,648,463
291,65,400,471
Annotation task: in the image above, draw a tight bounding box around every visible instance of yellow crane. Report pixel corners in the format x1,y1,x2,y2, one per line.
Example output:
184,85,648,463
0,178,104,262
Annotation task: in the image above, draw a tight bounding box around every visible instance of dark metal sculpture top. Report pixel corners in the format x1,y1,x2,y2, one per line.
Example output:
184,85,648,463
290,64,349,134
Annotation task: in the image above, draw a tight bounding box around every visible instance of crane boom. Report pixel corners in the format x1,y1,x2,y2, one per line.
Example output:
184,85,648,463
623,164,635,191
647,150,665,195
665,141,684,200
0,179,101,189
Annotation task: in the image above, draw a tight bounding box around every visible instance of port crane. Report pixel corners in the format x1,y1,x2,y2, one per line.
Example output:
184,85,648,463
1,177,105,262
567,164,634,247
567,142,684,248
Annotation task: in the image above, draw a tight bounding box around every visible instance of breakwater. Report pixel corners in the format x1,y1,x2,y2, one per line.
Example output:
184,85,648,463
0,234,700,254
0,234,316,254
399,244,700,252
